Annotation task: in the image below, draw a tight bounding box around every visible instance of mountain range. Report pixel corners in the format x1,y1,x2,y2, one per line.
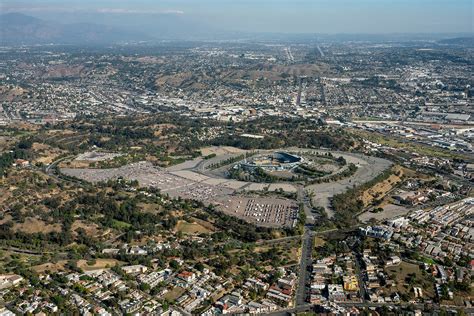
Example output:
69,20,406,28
0,13,150,45
1,13,473,46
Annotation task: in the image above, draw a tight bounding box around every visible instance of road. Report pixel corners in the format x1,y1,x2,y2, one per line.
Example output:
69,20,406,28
266,302,474,316
353,251,368,302
295,226,314,306
45,155,72,175
297,186,316,224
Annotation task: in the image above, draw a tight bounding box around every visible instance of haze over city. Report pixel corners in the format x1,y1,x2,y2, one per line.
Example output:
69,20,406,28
1,0,473,35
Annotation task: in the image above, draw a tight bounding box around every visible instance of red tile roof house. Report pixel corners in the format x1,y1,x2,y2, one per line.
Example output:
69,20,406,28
177,271,196,282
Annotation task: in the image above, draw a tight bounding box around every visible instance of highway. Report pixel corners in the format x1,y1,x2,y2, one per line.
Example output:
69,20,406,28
317,45,325,57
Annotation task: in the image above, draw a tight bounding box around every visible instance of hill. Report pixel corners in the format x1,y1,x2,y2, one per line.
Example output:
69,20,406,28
438,36,474,47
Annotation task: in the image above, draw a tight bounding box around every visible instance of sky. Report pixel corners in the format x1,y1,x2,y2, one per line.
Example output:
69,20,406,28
1,0,473,34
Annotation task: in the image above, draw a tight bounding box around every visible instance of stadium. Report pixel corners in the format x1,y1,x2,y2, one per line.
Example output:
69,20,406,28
239,152,303,171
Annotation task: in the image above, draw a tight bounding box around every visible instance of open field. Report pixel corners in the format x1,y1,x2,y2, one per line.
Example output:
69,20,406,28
200,146,246,156
31,142,68,165
32,261,68,273
164,286,186,302
71,220,101,237
32,259,122,273
385,261,435,299
314,236,326,247
13,218,62,234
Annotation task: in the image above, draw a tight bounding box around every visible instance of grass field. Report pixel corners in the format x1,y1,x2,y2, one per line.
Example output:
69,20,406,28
314,236,326,247
175,220,211,234
111,220,132,230
32,261,67,273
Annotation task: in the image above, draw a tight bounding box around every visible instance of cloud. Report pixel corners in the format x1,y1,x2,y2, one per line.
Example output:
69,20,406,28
96,8,185,15
2,5,81,13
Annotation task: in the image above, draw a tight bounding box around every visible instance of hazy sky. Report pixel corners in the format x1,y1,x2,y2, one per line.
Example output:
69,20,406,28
2,0,473,34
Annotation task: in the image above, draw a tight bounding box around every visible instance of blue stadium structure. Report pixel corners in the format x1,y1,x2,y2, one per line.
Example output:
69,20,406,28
239,152,303,171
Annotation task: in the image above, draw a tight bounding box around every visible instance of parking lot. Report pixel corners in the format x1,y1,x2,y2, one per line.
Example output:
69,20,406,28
214,196,299,227
62,161,298,228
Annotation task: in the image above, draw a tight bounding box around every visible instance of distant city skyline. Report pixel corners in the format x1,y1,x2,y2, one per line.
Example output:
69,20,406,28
1,0,473,34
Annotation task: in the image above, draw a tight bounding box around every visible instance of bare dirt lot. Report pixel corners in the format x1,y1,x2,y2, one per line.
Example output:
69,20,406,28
358,204,410,223
77,259,122,271
360,165,404,207
200,146,246,156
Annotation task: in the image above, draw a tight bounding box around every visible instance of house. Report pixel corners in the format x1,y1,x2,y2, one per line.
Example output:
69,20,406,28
413,287,423,298
128,246,147,255
177,271,196,283
102,248,120,255
385,256,401,266
0,308,15,316
0,275,23,289
343,275,359,292
122,265,148,274
14,159,30,167
119,299,142,314
216,292,244,314
244,278,269,291
328,284,346,302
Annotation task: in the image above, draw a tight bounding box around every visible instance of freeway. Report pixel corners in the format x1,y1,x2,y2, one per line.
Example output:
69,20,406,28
255,235,301,245
317,45,325,57
44,155,74,175
0,246,68,258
